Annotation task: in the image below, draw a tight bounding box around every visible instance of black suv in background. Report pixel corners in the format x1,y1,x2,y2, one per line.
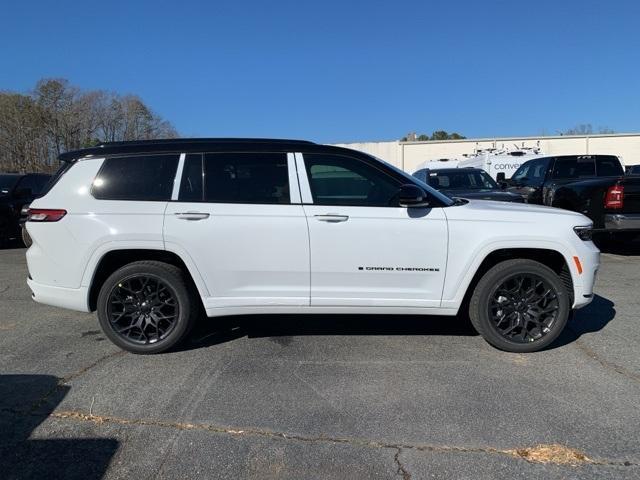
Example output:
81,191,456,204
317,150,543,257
413,167,524,202
0,173,51,245
505,155,640,239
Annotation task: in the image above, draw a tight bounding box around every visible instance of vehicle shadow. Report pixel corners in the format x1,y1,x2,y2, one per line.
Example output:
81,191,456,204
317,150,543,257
185,295,615,352
548,294,616,349
0,374,118,480
185,313,479,350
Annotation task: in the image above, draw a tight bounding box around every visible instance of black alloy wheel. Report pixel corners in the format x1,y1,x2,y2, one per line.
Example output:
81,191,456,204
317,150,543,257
489,273,559,343
469,259,570,353
97,261,198,354
107,275,179,345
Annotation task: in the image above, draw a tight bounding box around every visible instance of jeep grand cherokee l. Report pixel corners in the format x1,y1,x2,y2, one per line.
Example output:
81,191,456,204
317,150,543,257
26,139,599,354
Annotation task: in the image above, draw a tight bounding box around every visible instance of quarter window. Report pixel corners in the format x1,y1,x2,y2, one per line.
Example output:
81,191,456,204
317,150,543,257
303,154,402,207
92,155,180,201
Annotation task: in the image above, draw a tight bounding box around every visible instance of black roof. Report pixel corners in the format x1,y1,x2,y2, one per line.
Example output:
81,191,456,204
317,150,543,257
57,138,344,162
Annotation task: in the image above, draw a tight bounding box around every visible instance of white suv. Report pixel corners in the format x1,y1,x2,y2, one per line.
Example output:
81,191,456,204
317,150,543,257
26,139,599,354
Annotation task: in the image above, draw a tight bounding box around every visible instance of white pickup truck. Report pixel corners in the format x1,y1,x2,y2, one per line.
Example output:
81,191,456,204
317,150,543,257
26,139,599,354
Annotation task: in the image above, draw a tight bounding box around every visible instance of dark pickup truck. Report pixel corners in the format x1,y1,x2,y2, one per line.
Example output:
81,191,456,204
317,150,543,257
501,155,640,238
0,173,51,245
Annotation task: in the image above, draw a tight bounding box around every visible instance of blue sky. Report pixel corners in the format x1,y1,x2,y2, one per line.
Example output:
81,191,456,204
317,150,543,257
1,0,639,143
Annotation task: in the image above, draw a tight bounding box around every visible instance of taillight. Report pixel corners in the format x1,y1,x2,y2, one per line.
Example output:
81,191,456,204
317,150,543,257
604,185,624,209
27,209,67,222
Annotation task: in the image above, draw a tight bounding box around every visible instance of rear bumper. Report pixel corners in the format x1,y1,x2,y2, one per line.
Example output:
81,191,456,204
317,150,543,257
604,213,640,231
27,278,90,313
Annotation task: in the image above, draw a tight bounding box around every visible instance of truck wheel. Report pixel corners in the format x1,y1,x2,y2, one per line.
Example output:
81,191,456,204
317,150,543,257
96,261,199,354
21,226,32,248
469,259,570,353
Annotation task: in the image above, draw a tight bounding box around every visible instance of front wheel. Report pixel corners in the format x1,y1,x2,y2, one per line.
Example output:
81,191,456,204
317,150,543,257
469,259,571,353
96,261,198,354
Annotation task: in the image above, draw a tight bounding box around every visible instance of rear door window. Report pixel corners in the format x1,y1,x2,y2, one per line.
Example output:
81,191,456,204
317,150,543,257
183,152,290,204
92,154,180,201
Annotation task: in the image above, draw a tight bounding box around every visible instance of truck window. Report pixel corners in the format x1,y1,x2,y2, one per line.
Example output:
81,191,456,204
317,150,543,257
511,158,550,186
595,156,623,176
551,156,595,179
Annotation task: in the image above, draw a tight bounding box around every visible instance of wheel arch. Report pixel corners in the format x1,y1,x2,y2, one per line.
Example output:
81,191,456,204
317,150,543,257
87,248,207,312
457,247,574,313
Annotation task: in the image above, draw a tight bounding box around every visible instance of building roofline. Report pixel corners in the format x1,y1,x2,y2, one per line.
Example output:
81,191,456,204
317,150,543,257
397,132,640,145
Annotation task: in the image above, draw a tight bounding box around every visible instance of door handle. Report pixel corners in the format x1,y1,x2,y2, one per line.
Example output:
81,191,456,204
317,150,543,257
175,211,210,221
314,214,349,223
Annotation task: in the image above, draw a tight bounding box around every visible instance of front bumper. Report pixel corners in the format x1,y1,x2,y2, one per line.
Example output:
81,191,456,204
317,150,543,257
27,278,90,313
604,213,640,231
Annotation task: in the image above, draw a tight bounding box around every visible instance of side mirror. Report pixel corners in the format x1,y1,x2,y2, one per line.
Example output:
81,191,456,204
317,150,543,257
398,184,430,207
15,187,33,199
496,172,506,182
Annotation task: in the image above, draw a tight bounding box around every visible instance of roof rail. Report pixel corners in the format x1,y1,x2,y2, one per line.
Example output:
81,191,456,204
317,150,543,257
58,137,316,162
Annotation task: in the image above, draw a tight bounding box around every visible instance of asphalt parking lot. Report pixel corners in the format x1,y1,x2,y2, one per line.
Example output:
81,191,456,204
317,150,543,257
1,245,640,479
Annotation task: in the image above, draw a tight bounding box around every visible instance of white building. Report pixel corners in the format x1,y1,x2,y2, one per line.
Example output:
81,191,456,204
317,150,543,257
333,133,640,173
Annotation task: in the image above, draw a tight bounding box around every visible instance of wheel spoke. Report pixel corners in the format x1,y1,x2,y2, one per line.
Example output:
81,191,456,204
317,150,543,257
488,273,560,344
106,274,179,346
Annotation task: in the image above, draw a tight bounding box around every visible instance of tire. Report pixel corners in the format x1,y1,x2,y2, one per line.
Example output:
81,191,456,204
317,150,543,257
21,226,32,248
469,259,571,353
96,261,199,354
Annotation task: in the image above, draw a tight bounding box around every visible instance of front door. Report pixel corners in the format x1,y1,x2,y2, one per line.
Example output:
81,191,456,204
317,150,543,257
295,152,448,308
164,152,310,309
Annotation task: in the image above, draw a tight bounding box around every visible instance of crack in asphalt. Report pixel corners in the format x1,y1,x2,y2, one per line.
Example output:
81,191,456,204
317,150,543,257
2,408,631,468
23,350,126,413
394,448,411,479
568,327,640,385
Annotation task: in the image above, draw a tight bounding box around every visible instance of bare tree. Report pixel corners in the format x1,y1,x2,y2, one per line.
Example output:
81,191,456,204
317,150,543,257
0,78,179,173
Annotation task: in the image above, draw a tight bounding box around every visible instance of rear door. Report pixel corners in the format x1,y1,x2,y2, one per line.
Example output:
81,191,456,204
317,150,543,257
296,152,448,308
164,151,310,309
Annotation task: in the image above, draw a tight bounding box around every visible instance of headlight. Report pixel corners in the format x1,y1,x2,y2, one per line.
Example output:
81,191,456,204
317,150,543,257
573,225,593,241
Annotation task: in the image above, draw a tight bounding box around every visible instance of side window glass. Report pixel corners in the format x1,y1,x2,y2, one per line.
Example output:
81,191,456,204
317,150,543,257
179,154,204,201
33,175,50,194
552,157,595,179
596,156,623,176
413,169,427,182
202,152,290,204
304,154,401,207
16,176,37,194
92,154,180,200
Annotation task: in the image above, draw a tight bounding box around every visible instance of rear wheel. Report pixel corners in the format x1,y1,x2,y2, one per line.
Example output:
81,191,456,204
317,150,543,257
21,226,32,248
469,259,570,352
97,261,198,354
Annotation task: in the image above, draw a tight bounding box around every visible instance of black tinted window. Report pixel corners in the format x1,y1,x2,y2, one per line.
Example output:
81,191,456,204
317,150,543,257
413,169,428,182
552,156,595,179
596,156,623,176
304,154,401,207
512,158,550,186
202,152,290,204
92,154,179,201
429,170,497,190
179,154,204,201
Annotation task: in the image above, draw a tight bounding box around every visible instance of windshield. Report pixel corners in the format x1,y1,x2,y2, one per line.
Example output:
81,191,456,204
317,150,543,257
428,170,498,190
0,175,19,195
364,154,455,207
